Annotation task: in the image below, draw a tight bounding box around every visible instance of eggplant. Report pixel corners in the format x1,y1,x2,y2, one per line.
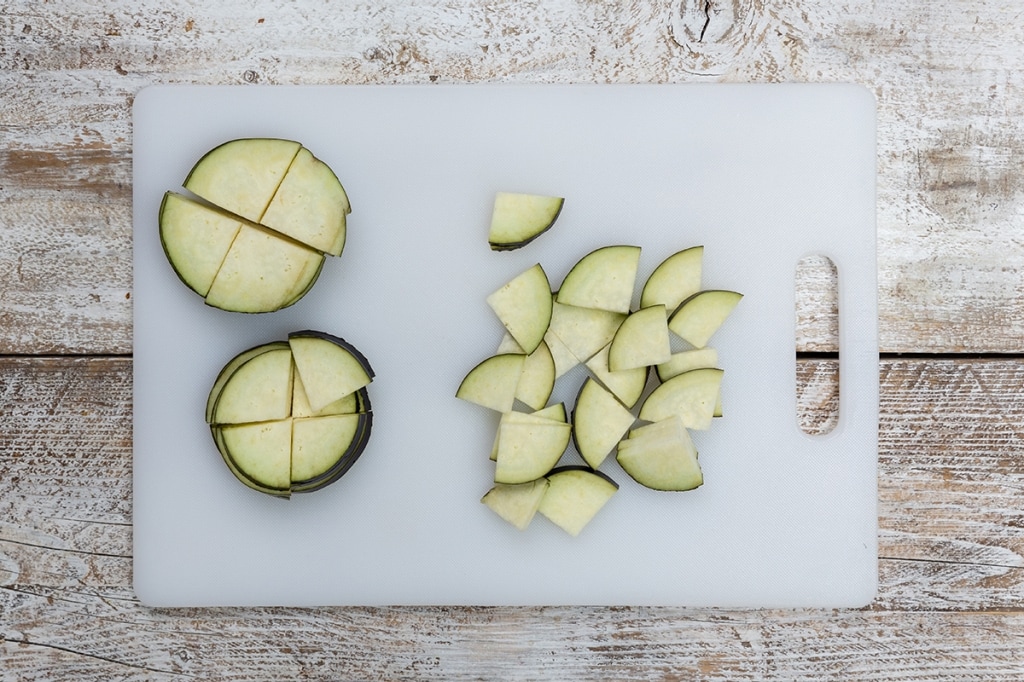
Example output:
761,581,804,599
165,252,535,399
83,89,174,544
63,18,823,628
206,332,374,497
160,138,349,313
487,192,564,251
571,377,636,470
556,245,641,314
536,466,618,537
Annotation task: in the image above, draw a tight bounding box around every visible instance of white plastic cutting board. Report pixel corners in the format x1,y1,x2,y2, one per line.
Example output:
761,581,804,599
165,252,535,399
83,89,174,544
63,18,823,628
133,84,877,608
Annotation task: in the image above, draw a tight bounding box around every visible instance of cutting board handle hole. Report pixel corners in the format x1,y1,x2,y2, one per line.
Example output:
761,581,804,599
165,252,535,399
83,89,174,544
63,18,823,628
795,255,840,436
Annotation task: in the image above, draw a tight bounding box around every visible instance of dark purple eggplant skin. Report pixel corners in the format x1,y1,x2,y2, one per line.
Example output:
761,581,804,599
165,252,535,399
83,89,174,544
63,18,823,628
288,329,375,379
353,386,372,414
545,464,619,490
569,378,589,458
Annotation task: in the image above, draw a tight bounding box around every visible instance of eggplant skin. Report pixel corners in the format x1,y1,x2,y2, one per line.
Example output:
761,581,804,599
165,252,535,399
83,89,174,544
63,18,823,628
546,465,619,490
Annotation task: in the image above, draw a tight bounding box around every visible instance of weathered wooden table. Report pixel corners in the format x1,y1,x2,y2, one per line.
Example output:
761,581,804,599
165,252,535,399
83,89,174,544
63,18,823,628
2,2,1022,679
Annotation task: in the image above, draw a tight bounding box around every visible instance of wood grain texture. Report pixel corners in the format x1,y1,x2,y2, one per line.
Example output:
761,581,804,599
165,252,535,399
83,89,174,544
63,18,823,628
3,0,1024,679
1,1,1023,353
2,357,1023,679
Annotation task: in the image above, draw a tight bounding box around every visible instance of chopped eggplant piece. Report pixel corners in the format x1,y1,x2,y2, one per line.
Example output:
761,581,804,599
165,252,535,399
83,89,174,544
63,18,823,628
668,290,743,349
537,467,618,536
556,245,640,314
481,479,551,530
488,192,564,250
572,378,636,469
456,353,527,413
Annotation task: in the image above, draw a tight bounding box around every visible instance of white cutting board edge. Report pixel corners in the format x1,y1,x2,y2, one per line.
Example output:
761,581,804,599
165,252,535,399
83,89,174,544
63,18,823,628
132,83,878,608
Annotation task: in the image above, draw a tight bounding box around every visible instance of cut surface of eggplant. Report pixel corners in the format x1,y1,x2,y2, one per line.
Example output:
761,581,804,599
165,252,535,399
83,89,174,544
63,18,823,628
537,466,618,537
543,328,581,379
204,225,325,314
456,353,526,413
292,411,373,493
583,342,649,409
656,348,719,382
211,347,294,425
514,340,556,411
211,426,290,497
493,415,571,484
668,290,743,349
292,371,366,418
608,304,671,371
486,263,552,355
556,245,641,314
481,479,551,530
184,138,301,223
640,246,703,312
288,331,374,413
220,420,294,491
547,301,626,364
462,237,742,536
291,413,364,483
617,416,703,492
206,342,291,423
572,377,637,469
488,192,564,250
638,367,724,430
260,147,350,256
159,192,242,297
489,407,568,461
